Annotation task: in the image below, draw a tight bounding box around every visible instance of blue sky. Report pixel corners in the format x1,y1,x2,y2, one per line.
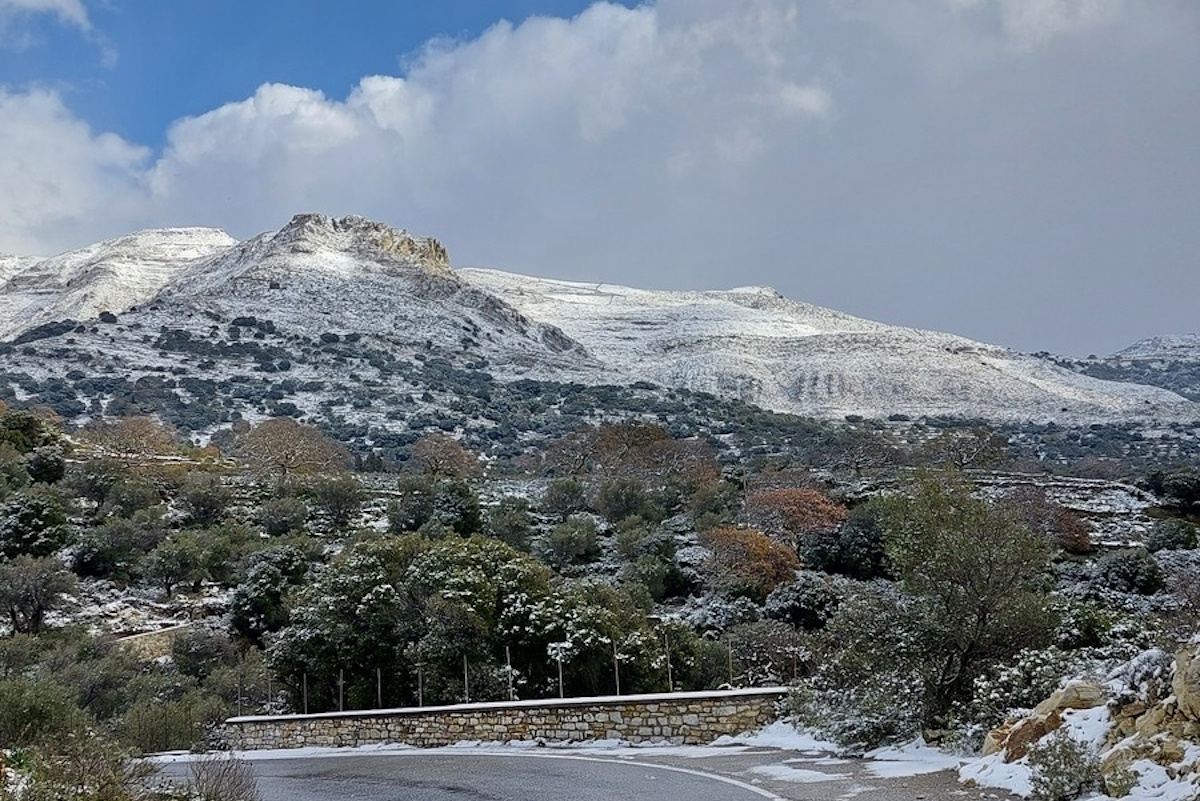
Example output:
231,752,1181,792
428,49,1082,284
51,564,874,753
0,1,629,145
1,1,1198,357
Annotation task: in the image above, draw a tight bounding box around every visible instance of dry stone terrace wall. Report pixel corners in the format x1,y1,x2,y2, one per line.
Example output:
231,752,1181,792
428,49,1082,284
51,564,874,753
224,688,788,750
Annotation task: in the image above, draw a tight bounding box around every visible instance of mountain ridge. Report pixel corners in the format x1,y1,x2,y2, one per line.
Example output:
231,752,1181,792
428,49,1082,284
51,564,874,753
0,214,1196,432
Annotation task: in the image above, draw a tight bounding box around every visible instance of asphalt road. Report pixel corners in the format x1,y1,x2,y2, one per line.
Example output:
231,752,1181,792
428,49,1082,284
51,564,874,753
156,752,785,801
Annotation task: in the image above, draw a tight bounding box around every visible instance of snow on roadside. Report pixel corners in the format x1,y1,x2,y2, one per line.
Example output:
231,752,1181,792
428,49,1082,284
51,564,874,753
712,720,840,752
748,764,849,783
863,738,965,778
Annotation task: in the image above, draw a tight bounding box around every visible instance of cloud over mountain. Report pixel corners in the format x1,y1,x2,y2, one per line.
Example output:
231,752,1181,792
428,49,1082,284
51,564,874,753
0,0,1197,355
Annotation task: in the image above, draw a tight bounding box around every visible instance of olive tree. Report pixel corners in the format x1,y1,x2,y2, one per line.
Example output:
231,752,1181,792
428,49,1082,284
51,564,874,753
880,475,1055,721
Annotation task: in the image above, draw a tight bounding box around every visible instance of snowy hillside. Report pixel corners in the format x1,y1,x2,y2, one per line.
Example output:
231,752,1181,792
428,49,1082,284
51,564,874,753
1110,334,1200,362
0,213,1196,431
0,227,237,340
460,269,1200,425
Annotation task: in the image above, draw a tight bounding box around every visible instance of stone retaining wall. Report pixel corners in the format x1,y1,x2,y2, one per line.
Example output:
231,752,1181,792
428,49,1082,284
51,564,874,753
114,624,193,660
224,687,788,750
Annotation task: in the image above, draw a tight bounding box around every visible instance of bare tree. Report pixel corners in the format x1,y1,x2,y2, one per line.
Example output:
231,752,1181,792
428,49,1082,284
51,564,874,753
80,415,182,462
239,419,351,479
921,426,1010,471
190,752,261,801
409,433,481,478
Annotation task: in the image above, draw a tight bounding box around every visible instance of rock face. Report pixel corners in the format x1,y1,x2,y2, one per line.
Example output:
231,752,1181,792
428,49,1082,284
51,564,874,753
1173,645,1200,722
1104,644,1200,783
983,680,1108,761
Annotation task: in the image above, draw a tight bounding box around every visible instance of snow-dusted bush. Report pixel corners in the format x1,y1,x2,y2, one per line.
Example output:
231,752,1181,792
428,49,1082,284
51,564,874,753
788,582,926,749
1095,548,1166,595
676,592,760,633
764,571,842,630
958,646,1082,734
788,669,925,752
1053,601,1162,663
727,620,807,686
1146,518,1198,552
1026,730,1102,801
0,486,69,559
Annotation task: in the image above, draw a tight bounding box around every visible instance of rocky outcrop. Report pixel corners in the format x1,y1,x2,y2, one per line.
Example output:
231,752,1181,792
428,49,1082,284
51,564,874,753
982,646,1200,789
276,213,451,274
1104,644,1200,781
983,680,1107,761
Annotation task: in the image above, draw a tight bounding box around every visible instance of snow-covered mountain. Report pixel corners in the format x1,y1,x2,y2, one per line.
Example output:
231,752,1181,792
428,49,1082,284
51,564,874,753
459,269,1199,425
0,228,237,341
1110,334,1200,363
0,214,1196,432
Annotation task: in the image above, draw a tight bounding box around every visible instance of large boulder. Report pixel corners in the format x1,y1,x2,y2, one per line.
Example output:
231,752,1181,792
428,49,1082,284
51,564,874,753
982,680,1107,762
1172,645,1200,721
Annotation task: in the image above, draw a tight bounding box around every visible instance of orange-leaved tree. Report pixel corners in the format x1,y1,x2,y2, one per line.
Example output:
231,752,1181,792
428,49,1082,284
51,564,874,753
699,526,800,603
742,488,846,548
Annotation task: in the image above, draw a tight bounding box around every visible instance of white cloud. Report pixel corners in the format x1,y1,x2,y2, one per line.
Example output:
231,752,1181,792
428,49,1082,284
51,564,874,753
0,88,145,254
995,0,1126,47
0,0,90,32
134,0,832,229
0,0,1197,354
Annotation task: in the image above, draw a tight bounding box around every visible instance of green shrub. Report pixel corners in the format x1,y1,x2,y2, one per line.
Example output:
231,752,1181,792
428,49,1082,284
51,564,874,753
1146,518,1198,552
429,479,481,535
1095,548,1165,595
0,676,88,747
540,478,586,521
307,474,363,531
540,515,600,569
593,478,655,522
801,502,889,580
484,496,533,550
171,628,239,681
71,514,165,581
178,472,232,527
259,496,308,537
387,475,435,532
1027,730,1102,801
116,690,228,753
764,572,842,631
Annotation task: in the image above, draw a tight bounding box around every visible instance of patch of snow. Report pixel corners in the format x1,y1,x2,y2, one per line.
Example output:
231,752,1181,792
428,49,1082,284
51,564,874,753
460,267,1199,425
863,738,965,777
960,752,1034,797
748,764,848,783
712,721,841,753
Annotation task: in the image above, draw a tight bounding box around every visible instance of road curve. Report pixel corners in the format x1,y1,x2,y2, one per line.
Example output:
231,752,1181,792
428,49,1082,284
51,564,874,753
157,752,785,801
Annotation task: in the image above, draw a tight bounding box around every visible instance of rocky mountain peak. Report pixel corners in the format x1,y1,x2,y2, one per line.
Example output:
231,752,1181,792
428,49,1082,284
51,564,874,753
273,213,451,274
